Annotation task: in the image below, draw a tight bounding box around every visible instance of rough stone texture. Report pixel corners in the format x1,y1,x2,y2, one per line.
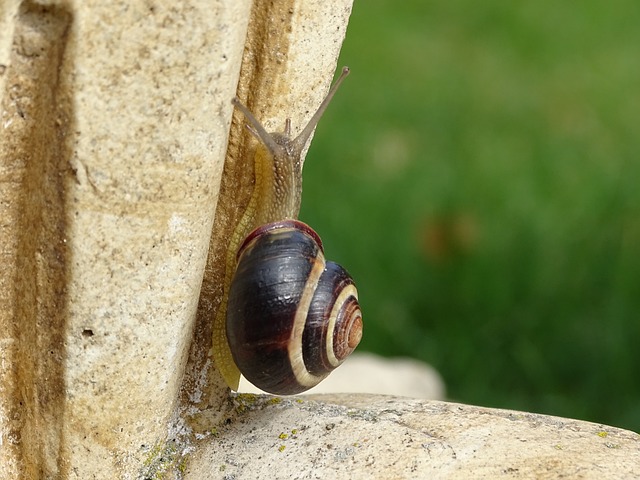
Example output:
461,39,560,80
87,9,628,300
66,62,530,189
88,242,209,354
239,352,447,400
0,0,251,477
187,394,640,480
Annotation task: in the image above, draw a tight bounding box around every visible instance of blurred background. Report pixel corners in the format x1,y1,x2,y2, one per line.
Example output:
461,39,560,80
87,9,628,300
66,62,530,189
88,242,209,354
299,0,640,431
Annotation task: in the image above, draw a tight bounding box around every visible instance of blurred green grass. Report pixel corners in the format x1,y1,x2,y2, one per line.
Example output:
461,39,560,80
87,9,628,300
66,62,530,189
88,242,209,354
299,0,640,431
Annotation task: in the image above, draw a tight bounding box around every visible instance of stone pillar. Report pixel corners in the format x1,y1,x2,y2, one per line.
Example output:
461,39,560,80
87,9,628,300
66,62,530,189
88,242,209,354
0,0,353,477
0,0,240,477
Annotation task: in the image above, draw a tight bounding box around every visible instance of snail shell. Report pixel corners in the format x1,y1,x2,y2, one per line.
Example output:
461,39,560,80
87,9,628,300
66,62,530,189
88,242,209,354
226,219,363,395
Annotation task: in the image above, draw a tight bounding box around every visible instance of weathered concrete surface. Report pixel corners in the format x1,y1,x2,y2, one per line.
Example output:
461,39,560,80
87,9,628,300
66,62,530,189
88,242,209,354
0,0,251,477
239,352,447,400
186,394,640,480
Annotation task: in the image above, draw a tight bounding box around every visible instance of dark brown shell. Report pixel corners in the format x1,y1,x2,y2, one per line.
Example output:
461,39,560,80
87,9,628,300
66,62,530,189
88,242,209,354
226,220,363,395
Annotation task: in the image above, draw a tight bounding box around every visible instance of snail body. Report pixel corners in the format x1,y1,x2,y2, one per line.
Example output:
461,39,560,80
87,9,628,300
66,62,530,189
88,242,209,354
212,67,362,394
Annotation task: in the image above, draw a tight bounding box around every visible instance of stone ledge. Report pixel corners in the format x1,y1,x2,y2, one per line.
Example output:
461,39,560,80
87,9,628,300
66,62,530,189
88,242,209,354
186,394,640,479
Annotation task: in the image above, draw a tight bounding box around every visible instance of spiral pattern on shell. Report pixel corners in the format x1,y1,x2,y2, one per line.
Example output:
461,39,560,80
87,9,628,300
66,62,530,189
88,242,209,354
226,220,363,395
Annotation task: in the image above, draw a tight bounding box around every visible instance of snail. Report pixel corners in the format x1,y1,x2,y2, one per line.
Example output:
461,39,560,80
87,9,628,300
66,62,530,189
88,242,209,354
211,66,362,395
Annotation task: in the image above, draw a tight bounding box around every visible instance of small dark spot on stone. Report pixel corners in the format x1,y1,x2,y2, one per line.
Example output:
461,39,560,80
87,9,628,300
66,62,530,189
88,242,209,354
325,423,335,431
82,329,94,337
